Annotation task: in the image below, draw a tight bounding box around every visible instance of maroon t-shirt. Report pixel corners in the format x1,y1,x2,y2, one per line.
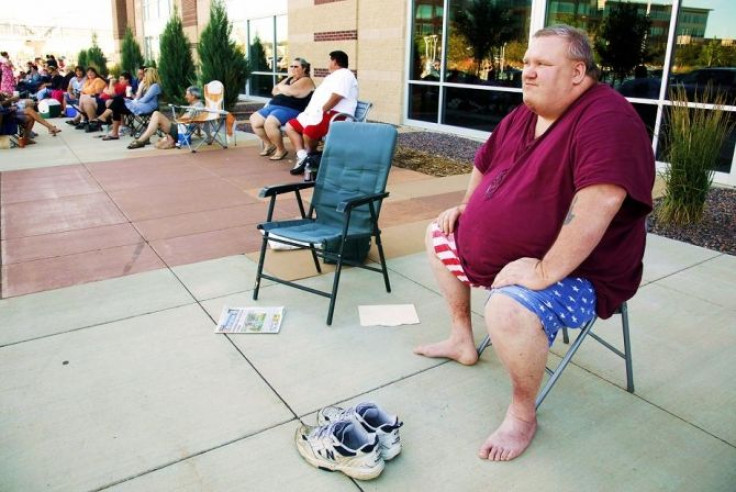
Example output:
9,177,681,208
456,83,654,318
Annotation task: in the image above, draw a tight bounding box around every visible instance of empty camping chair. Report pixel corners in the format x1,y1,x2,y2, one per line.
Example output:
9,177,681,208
253,122,398,325
477,302,634,409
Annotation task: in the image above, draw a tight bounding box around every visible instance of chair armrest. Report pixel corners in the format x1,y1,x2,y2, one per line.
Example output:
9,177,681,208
329,111,356,123
259,181,316,198
336,191,389,213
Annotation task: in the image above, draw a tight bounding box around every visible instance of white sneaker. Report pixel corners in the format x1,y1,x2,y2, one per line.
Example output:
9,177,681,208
295,419,385,480
318,402,403,460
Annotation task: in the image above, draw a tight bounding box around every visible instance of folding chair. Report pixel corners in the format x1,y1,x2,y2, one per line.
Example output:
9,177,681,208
477,301,634,409
253,122,398,325
181,80,228,152
330,100,373,124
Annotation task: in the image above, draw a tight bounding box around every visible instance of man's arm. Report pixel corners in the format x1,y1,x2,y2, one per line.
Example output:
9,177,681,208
322,93,344,113
436,166,484,234
492,183,626,290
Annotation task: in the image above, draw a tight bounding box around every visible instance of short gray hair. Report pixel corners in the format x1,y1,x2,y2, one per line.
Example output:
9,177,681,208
186,86,202,99
533,24,600,81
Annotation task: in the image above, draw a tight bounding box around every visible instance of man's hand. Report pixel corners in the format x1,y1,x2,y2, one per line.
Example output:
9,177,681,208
435,204,466,235
491,257,552,291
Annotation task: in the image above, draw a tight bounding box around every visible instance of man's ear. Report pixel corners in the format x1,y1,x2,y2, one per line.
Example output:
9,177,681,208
572,61,587,84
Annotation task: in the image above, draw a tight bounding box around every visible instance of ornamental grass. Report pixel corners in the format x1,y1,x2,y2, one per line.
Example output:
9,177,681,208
658,84,734,225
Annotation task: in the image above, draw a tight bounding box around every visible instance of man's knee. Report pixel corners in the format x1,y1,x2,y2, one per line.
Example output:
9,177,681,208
485,293,542,338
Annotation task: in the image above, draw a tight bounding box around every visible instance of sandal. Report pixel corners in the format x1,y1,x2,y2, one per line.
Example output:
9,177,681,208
127,140,146,149
270,150,289,161
49,126,61,136
101,134,119,141
259,145,276,156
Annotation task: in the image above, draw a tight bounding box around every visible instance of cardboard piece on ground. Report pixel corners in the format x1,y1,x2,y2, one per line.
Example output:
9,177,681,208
359,304,420,326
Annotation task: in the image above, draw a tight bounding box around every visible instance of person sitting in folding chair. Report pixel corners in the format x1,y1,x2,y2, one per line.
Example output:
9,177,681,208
413,25,655,462
284,50,357,175
127,85,203,149
95,67,161,141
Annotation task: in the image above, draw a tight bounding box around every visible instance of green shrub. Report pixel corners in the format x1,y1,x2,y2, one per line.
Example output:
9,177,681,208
658,85,734,225
77,49,88,69
198,0,249,110
158,6,195,104
86,34,108,76
120,28,145,74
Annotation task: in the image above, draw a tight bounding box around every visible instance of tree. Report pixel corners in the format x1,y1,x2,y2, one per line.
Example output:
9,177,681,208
158,7,195,104
595,3,651,85
247,35,271,95
453,0,514,76
120,27,145,74
77,49,88,69
86,33,109,76
198,0,249,110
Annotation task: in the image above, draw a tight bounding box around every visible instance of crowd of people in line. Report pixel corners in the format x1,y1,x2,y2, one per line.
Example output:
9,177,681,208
1,49,362,168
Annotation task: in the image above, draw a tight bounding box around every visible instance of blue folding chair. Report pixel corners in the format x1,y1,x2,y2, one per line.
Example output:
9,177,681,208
253,122,398,325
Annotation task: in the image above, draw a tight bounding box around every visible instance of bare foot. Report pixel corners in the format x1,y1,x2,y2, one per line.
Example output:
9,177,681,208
478,407,537,461
413,338,479,365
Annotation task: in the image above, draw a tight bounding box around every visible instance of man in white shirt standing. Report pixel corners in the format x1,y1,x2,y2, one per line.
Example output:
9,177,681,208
284,50,358,174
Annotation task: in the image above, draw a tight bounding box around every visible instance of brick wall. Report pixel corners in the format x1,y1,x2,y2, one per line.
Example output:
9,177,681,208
314,0,347,4
182,0,198,27
314,30,358,42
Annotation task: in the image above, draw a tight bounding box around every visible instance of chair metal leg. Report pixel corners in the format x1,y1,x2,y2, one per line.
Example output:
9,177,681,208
309,245,321,273
535,317,597,409
374,232,391,293
620,302,635,393
253,235,269,300
477,334,491,356
326,255,345,326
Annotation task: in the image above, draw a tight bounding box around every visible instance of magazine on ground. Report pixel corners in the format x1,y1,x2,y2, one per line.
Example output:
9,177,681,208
215,306,285,334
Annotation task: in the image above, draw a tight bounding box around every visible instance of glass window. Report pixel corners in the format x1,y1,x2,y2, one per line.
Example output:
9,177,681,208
410,0,444,81
247,15,287,97
669,0,736,106
443,87,523,131
249,17,275,72
447,0,531,88
408,84,441,122
547,0,672,100
276,15,289,75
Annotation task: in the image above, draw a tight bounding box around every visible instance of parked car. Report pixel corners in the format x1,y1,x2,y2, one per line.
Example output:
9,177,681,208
670,67,736,104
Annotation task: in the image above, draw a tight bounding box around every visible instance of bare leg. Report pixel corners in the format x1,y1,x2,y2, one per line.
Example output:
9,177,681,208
136,112,169,142
110,119,122,137
250,112,273,151
304,134,318,154
82,98,97,121
23,108,58,133
478,294,548,462
285,123,305,154
413,224,478,365
264,116,285,153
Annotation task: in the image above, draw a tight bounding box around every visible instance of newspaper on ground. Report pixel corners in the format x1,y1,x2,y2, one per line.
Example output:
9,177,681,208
358,304,420,327
215,306,285,334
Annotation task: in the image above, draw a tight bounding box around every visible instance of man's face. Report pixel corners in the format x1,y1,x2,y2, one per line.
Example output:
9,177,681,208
328,57,338,72
521,36,584,117
137,69,144,80
185,90,195,103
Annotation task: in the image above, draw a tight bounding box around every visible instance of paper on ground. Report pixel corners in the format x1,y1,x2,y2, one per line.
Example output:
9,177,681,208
359,304,420,326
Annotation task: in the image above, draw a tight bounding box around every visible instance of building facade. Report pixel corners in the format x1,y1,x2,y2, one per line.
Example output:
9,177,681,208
112,0,736,185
